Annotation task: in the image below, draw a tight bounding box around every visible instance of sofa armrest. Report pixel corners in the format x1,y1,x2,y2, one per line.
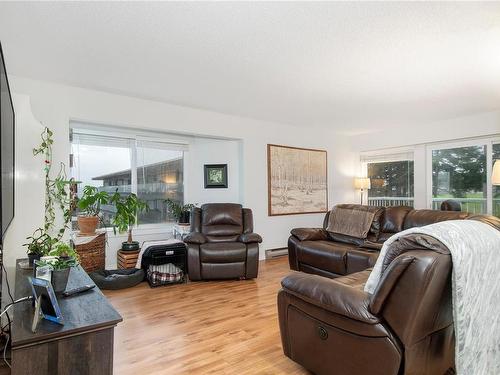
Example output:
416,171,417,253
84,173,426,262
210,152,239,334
290,228,328,241
281,272,379,324
238,233,262,244
184,232,207,244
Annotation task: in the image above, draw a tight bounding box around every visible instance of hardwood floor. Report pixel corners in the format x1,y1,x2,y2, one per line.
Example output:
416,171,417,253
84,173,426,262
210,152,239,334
104,257,310,375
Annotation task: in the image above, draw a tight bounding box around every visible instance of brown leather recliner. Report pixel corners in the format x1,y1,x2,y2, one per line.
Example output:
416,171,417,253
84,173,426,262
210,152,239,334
184,203,262,280
279,211,500,375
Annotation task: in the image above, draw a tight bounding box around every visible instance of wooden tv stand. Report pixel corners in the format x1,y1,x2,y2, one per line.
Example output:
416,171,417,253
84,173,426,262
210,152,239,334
10,259,122,374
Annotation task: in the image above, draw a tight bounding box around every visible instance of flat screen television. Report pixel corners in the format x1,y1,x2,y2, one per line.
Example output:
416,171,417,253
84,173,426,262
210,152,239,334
0,42,15,243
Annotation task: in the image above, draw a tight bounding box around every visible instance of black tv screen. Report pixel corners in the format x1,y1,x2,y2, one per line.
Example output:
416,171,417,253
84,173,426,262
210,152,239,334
0,42,14,242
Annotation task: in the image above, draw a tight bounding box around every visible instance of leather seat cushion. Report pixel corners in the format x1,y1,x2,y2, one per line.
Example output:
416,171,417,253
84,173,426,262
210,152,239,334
200,242,247,263
296,240,358,275
333,269,371,290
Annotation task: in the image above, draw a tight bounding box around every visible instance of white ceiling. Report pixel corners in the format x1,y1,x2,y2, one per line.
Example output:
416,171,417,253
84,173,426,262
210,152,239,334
1,2,500,134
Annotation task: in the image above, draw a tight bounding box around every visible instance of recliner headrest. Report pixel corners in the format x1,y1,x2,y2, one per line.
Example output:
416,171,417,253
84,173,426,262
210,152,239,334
201,203,243,226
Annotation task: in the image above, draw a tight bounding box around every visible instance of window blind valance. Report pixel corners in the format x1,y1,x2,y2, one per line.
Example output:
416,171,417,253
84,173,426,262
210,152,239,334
360,150,414,163
71,130,189,152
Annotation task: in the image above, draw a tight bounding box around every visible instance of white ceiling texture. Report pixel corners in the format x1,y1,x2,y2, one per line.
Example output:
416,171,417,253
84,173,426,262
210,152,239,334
0,2,500,134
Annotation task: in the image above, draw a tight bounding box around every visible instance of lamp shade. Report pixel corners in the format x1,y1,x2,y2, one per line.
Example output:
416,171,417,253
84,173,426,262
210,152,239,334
354,177,371,190
493,160,500,186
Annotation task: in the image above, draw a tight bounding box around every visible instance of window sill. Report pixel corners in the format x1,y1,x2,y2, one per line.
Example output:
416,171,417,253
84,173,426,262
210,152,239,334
72,223,175,238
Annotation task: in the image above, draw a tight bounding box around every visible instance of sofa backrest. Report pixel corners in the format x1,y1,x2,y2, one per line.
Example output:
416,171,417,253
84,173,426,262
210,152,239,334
377,206,412,242
372,248,454,358
324,204,474,245
402,209,470,230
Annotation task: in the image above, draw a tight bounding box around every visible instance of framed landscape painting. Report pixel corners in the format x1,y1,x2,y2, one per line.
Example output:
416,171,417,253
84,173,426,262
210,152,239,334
267,144,328,216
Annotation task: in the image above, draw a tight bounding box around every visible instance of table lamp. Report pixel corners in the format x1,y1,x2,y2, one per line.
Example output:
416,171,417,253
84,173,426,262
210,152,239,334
354,177,371,205
493,160,500,185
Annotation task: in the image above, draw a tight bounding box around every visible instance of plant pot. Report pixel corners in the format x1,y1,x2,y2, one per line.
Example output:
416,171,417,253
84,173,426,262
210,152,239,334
28,253,41,268
52,268,71,294
178,211,190,225
121,241,140,251
77,215,99,236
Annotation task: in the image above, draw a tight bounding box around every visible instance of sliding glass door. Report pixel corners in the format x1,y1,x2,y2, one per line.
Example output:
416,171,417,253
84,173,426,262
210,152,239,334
428,138,499,216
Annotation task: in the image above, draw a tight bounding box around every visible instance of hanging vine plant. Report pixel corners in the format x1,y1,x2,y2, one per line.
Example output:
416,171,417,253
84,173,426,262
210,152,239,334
25,127,76,256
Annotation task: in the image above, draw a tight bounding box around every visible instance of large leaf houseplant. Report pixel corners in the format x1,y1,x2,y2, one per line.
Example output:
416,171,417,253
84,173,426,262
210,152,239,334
77,185,110,235
111,192,148,251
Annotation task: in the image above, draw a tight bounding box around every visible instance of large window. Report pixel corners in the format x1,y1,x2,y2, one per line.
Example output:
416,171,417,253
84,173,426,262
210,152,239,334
429,139,499,216
431,145,486,214
362,153,414,207
71,131,185,227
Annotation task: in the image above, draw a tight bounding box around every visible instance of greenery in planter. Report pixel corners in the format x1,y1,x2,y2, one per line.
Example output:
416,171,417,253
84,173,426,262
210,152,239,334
33,127,76,236
110,192,149,243
78,185,110,216
47,242,79,270
24,127,77,257
164,199,196,223
35,242,79,270
23,228,57,257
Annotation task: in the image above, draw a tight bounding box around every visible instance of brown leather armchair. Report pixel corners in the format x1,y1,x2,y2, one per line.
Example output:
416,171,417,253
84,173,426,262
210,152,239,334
184,203,262,281
278,233,456,375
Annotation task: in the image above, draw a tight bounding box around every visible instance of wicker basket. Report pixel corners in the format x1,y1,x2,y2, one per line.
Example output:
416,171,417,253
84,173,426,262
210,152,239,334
74,232,106,272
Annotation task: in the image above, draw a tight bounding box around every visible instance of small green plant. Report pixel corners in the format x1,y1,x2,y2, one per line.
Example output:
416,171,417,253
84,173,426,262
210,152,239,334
49,242,79,259
164,199,196,222
78,185,110,217
110,192,149,243
23,228,57,256
36,242,79,271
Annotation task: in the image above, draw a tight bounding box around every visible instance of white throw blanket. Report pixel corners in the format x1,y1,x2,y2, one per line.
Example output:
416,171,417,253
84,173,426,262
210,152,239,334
365,220,500,375
135,238,183,269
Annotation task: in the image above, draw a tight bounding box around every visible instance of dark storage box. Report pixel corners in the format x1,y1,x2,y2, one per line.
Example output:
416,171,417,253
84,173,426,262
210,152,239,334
141,243,187,287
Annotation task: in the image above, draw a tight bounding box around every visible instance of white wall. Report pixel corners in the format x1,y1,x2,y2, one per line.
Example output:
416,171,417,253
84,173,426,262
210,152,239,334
2,94,45,291
186,137,242,205
354,111,500,152
5,75,357,268
352,111,500,209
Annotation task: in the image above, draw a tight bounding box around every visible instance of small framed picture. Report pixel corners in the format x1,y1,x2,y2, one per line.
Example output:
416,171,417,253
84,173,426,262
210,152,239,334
204,164,228,188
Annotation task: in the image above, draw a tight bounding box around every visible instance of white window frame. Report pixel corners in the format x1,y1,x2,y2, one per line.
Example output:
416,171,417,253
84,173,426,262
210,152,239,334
70,123,190,232
426,136,500,214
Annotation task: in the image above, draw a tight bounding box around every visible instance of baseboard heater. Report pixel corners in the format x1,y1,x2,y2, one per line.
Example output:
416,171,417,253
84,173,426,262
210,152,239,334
265,247,288,259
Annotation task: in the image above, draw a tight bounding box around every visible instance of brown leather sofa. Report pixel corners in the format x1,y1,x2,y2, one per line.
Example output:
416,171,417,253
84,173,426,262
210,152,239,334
280,206,500,375
288,204,469,278
184,203,262,280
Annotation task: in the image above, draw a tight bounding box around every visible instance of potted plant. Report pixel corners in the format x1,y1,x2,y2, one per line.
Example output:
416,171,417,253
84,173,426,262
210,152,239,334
77,185,110,235
24,127,76,266
111,192,149,251
24,228,57,267
165,199,196,224
38,242,79,293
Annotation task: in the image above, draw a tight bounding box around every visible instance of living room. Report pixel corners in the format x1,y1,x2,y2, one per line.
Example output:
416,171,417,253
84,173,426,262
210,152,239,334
0,2,499,375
